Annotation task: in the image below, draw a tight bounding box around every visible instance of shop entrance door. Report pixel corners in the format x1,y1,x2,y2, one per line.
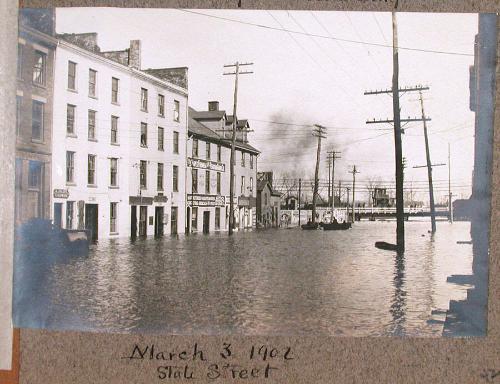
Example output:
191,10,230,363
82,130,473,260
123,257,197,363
203,211,210,234
84,204,98,242
54,203,62,228
154,206,164,237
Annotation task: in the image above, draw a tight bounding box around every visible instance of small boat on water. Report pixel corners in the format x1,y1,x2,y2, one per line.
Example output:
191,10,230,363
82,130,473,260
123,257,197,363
320,221,352,231
301,222,320,230
375,241,399,251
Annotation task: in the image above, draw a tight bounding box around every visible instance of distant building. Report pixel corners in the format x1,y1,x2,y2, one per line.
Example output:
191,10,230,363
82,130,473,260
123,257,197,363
51,32,188,240
15,9,57,226
256,172,281,227
372,188,393,207
187,103,259,233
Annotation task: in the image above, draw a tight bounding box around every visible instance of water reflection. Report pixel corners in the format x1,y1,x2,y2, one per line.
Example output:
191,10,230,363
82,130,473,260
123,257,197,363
14,221,477,336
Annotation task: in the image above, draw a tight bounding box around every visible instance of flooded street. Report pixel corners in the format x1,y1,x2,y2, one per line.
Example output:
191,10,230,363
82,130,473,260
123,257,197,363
14,221,474,337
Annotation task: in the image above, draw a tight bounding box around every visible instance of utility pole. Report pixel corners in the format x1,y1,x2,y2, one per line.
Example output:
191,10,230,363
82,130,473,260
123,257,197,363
223,61,253,236
349,166,360,223
364,14,432,252
312,125,327,224
419,90,436,233
448,143,453,223
327,156,332,208
346,186,351,217
327,151,342,211
298,178,302,227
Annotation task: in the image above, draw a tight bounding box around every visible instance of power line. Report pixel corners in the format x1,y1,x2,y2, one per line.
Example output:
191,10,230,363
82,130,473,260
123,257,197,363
177,9,474,57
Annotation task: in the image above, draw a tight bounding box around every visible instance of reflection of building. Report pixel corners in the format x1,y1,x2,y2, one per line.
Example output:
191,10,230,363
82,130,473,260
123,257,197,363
186,102,259,233
256,172,281,227
15,9,57,226
51,32,187,240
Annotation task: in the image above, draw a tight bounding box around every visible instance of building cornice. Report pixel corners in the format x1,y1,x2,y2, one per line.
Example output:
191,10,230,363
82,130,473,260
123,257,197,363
58,39,188,97
19,26,58,47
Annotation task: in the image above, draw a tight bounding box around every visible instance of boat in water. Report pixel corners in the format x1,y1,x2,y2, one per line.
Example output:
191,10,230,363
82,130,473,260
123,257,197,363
320,221,352,230
301,222,320,230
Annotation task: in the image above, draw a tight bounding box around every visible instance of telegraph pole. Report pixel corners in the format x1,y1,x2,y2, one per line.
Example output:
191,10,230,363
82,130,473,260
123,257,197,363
364,13,431,252
298,178,302,227
349,166,360,223
312,125,327,224
223,61,253,235
327,150,342,210
327,156,332,208
419,90,436,233
448,143,453,223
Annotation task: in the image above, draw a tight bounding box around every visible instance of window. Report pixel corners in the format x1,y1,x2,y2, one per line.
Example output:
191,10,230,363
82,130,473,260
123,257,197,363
110,158,118,187
28,161,42,189
16,96,22,136
158,127,164,151
32,51,46,85
206,142,211,160
88,154,96,185
205,170,210,194
17,44,23,78
157,163,164,191
88,110,96,140
173,100,180,122
111,77,119,103
32,100,44,141
66,201,74,229
140,160,147,189
250,177,254,192
88,69,97,97
68,61,77,90
66,104,75,135
111,116,118,144
241,176,245,194
217,145,221,162
191,207,198,231
217,172,221,194
140,122,147,147
158,94,165,117
140,88,148,111
66,151,75,183
172,165,179,192
110,203,117,233
264,193,268,206
192,138,198,157
191,169,198,193
173,131,179,154
215,207,220,230
241,152,245,167
250,154,254,169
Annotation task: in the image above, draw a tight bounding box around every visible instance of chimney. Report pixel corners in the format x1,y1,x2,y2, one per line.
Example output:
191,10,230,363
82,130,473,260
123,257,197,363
128,40,141,70
208,101,219,111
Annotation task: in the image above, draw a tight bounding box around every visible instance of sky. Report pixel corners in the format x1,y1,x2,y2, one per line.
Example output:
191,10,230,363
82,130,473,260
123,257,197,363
56,8,479,204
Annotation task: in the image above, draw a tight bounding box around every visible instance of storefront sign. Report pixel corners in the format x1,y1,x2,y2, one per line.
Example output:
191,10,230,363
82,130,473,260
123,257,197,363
154,195,168,203
187,157,225,172
238,196,256,208
53,189,69,199
187,194,225,207
129,196,154,205
238,196,250,207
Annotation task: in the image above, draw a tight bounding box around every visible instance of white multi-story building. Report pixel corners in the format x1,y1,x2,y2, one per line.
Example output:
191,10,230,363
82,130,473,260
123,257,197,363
187,102,259,233
51,33,187,240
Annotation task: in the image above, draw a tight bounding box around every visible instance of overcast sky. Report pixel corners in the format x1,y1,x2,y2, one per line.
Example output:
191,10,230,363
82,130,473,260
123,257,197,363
56,9,479,203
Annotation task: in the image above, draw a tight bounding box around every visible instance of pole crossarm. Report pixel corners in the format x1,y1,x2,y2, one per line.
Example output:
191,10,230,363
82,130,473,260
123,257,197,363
366,117,431,124
412,163,446,169
364,85,430,97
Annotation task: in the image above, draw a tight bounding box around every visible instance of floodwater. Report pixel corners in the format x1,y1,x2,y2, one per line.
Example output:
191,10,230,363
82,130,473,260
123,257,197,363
14,221,476,337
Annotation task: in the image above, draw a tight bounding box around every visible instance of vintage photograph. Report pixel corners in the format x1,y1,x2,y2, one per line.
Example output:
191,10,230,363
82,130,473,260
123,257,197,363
12,8,495,337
